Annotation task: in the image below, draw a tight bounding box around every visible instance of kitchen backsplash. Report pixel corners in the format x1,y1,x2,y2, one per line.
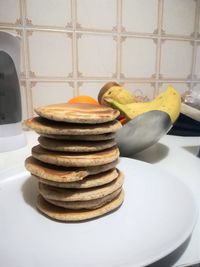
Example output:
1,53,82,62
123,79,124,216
0,0,200,120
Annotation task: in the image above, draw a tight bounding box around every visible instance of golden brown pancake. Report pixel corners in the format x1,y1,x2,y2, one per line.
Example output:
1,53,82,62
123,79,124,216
38,171,124,201
38,136,116,152
40,132,116,141
32,145,120,167
46,188,121,210
35,103,120,124
25,157,119,182
35,168,119,188
25,117,121,136
37,190,124,221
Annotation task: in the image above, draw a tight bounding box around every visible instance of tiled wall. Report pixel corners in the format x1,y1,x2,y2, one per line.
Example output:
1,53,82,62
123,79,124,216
0,0,200,120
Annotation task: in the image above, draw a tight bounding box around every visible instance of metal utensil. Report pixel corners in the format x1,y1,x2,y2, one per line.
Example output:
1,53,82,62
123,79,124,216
116,110,172,157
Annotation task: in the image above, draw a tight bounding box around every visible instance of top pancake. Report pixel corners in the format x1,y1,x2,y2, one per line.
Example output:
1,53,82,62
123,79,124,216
35,103,120,124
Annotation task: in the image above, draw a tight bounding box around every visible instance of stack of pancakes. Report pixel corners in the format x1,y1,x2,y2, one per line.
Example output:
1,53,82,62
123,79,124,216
25,103,124,222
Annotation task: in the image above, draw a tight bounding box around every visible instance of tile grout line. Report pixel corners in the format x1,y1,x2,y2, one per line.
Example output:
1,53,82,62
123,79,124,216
18,0,28,122
72,0,78,96
20,0,34,118
0,24,198,41
116,0,122,82
190,0,200,90
154,0,163,96
20,77,200,83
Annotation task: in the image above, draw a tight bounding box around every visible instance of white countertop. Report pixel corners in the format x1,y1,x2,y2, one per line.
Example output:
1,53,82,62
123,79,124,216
0,131,200,267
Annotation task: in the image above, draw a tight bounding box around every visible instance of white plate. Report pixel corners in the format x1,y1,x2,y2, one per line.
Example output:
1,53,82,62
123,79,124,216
0,158,198,267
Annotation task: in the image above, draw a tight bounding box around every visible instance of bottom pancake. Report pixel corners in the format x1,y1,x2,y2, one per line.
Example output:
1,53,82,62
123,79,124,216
37,190,124,222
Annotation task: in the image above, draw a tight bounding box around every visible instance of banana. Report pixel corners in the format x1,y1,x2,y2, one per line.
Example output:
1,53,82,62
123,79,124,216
105,86,181,123
98,82,135,105
102,86,135,104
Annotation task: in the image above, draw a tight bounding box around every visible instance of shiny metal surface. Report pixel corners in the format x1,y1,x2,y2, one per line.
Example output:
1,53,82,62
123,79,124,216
116,110,172,156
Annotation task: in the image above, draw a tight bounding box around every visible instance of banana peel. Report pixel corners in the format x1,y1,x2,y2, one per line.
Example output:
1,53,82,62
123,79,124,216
105,86,181,124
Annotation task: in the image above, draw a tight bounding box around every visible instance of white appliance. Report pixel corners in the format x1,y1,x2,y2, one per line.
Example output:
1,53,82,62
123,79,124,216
0,31,26,152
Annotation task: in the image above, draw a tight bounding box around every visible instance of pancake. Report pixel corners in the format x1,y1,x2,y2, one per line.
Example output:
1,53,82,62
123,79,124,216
35,168,118,188
25,157,119,182
32,145,120,167
35,103,120,124
46,188,121,210
37,190,124,221
38,136,116,152
38,171,124,201
25,117,121,136
41,132,116,141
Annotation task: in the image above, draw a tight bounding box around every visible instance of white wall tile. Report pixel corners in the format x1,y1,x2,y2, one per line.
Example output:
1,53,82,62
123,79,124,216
0,0,20,24
28,31,72,77
78,82,106,100
194,43,200,79
193,83,200,94
199,9,200,37
159,83,190,95
122,0,158,33
26,0,71,28
121,38,156,78
77,0,116,30
78,34,116,77
123,83,155,100
163,0,196,36
32,82,74,109
160,40,193,79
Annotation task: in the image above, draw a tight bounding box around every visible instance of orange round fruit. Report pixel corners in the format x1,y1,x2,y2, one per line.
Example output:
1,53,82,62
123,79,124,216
119,117,128,125
67,95,99,105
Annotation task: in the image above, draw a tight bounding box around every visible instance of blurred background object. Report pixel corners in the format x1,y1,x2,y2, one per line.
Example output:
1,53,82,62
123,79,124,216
0,0,200,121
168,89,200,137
0,31,26,152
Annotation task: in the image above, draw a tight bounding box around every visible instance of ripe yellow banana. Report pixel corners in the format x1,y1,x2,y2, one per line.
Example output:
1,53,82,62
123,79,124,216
99,85,135,104
105,86,181,123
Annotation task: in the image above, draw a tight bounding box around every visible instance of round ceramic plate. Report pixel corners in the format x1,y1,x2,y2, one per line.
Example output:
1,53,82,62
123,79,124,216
0,158,198,267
